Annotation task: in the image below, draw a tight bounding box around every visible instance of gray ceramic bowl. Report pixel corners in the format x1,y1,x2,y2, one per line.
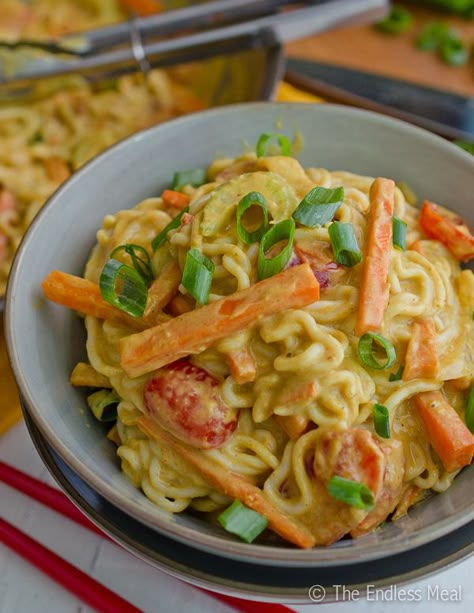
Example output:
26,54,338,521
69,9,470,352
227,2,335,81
6,103,474,567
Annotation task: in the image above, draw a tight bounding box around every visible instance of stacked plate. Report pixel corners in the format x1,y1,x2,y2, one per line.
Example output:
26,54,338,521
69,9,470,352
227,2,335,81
6,104,474,602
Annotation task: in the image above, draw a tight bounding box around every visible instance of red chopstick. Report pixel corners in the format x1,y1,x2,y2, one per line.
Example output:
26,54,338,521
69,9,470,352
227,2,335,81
0,460,293,613
0,517,142,613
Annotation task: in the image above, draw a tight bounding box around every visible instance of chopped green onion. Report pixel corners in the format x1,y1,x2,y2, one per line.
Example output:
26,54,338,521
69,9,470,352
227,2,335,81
110,243,153,285
151,207,189,252
217,500,268,543
256,132,291,157
376,6,413,34
328,222,361,267
389,365,404,382
416,21,452,51
257,219,295,280
374,403,391,439
358,332,397,370
454,140,474,156
236,191,269,244
292,186,344,227
87,389,120,422
466,386,474,434
440,36,469,66
100,259,148,318
171,168,206,190
392,216,407,251
327,476,375,510
182,248,214,305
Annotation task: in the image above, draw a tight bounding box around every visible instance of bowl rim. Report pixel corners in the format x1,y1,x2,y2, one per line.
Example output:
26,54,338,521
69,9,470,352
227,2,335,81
6,102,474,566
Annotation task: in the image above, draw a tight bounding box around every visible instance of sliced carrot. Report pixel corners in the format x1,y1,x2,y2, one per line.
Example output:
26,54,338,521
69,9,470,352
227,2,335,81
166,293,194,317
355,178,395,336
403,318,439,381
275,415,310,440
227,348,257,384
144,261,181,323
161,190,190,211
119,0,162,16
70,363,111,388
419,200,474,262
41,271,146,331
120,263,320,378
415,390,474,472
138,416,316,548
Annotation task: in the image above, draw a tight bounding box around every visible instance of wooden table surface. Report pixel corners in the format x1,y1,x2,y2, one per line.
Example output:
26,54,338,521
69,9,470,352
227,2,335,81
286,2,474,96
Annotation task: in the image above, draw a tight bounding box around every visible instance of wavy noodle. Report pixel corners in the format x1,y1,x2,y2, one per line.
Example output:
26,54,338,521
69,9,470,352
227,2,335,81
75,148,473,540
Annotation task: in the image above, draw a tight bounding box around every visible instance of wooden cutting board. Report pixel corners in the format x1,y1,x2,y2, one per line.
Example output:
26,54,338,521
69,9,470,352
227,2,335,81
286,3,474,97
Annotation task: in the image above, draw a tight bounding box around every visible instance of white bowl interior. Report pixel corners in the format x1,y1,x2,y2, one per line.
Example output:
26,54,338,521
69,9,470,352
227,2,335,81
6,103,474,566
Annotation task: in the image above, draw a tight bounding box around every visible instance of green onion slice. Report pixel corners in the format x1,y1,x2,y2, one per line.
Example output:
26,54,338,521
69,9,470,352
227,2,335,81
257,219,295,280
293,186,344,227
171,168,206,190
327,476,375,511
237,191,269,244
416,22,452,51
87,389,120,422
392,216,407,251
358,332,397,370
100,259,148,318
376,6,413,34
466,386,474,434
389,365,404,382
151,207,189,252
256,132,291,157
217,500,268,543
182,248,215,305
110,243,153,285
328,222,361,267
374,403,390,439
440,36,468,66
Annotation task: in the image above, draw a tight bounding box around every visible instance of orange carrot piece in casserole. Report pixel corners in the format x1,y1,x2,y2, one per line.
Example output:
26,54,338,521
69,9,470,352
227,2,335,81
415,391,474,472
419,200,474,262
227,348,257,384
355,178,395,336
275,415,310,440
403,318,439,381
161,189,190,211
138,416,316,548
41,270,146,331
144,261,182,323
120,263,320,378
119,0,162,16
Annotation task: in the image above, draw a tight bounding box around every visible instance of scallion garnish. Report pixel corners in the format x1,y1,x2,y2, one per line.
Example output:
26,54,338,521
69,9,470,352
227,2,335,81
327,476,375,511
358,332,396,370
257,219,295,280
87,389,120,422
376,6,413,35
171,168,206,190
416,22,452,51
328,222,361,267
440,36,468,66
110,244,153,285
256,132,291,158
100,259,148,318
217,500,268,543
392,216,407,251
466,386,474,434
182,248,214,305
292,186,344,228
151,207,189,252
374,403,390,439
389,365,404,382
237,191,269,244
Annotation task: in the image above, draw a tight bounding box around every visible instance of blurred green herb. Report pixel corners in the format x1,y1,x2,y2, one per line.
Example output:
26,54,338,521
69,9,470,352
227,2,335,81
376,5,414,34
454,140,474,155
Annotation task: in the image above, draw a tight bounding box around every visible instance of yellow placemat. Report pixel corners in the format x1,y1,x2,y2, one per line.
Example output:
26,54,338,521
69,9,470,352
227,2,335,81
0,82,322,436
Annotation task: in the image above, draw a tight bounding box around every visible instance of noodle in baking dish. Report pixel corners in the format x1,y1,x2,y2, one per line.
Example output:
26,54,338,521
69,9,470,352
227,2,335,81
42,136,474,548
0,0,205,296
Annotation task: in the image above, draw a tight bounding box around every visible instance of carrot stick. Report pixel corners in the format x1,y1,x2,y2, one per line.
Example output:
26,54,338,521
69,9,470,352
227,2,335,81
161,190,190,210
41,271,146,331
144,261,182,322
138,416,316,548
120,263,320,378
275,415,309,440
414,391,474,472
119,0,162,16
166,293,194,316
403,318,439,381
355,178,395,336
227,348,257,384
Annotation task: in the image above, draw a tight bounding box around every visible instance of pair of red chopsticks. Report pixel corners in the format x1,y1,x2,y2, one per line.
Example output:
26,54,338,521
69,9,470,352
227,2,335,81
0,460,291,613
